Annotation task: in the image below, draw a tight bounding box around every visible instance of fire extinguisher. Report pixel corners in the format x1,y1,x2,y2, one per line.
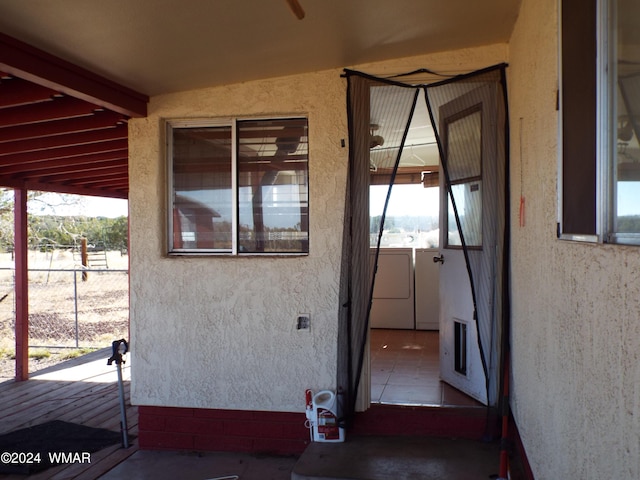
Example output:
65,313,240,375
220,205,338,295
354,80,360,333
305,389,314,441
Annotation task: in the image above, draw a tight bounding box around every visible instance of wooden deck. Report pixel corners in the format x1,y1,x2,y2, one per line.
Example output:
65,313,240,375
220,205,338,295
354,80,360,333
0,348,138,479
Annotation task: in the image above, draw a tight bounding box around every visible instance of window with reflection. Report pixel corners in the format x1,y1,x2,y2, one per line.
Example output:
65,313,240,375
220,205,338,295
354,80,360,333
168,117,309,255
560,0,640,245
613,0,640,241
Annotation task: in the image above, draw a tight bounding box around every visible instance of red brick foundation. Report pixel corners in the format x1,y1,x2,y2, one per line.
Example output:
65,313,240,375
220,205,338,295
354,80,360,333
352,404,491,439
139,403,532,479
138,406,310,455
138,403,490,454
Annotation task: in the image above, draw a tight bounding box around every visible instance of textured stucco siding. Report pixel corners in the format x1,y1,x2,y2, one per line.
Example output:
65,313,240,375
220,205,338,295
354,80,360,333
128,70,347,412
128,45,508,413
509,0,640,478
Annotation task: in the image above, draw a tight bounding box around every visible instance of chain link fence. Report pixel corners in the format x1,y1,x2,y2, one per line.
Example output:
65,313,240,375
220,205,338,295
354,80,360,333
0,249,128,349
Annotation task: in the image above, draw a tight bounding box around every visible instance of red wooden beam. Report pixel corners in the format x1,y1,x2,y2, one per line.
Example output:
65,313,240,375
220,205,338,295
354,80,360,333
23,179,128,199
79,178,129,189
0,110,126,143
0,32,148,117
68,170,128,184
0,172,128,197
0,138,127,166
41,165,128,182
0,149,128,175
14,187,29,381
23,170,127,187
22,159,127,179
0,76,58,108
0,124,128,156
0,96,96,128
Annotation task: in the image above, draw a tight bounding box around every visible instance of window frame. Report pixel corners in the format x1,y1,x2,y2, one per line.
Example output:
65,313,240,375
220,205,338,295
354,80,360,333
166,116,310,256
443,105,484,250
558,0,640,246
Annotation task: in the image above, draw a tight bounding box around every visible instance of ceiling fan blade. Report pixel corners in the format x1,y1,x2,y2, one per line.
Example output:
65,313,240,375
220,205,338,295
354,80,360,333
285,0,305,20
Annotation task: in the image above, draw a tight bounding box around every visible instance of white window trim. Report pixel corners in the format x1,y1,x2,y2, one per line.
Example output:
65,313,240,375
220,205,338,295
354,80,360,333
596,0,613,243
231,118,239,255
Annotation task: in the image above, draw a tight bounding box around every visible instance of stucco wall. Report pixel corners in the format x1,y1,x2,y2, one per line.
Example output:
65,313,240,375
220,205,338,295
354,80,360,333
509,0,640,478
128,45,508,413
128,70,348,412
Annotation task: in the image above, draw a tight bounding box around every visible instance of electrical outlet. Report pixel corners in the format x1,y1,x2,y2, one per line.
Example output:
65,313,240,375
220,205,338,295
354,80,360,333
296,314,310,330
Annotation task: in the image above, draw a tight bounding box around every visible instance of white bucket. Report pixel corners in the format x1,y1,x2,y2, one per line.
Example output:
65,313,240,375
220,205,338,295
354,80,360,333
311,390,345,443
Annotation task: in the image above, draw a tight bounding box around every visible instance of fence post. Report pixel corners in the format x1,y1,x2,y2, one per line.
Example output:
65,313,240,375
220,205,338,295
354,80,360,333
73,270,79,348
81,238,88,281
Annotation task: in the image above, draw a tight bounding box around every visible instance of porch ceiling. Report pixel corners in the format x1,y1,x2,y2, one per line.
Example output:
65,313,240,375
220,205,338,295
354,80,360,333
0,0,521,199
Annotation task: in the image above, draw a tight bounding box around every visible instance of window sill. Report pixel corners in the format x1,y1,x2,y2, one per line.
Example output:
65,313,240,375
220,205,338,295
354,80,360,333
167,251,309,257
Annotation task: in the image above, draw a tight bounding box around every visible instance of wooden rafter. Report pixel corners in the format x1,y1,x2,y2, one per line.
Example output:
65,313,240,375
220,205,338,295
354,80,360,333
0,32,147,118
0,32,148,200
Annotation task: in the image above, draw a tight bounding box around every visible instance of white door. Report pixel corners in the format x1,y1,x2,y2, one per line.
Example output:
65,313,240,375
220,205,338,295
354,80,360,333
436,84,498,406
414,248,440,330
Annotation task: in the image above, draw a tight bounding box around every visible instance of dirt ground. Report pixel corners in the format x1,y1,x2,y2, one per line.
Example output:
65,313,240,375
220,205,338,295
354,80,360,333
0,249,129,380
0,350,91,379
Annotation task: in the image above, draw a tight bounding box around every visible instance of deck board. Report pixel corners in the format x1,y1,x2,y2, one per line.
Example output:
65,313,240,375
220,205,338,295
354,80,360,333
0,348,138,479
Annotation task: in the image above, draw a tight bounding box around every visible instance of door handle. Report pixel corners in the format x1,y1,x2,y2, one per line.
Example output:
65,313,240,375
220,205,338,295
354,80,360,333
432,254,444,264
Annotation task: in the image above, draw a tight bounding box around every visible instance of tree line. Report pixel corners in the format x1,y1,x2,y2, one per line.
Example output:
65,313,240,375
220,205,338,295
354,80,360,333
618,215,640,233
0,189,128,252
1,214,128,252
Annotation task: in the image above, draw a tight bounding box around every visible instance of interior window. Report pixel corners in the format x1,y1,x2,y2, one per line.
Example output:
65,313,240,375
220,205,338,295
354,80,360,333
168,117,309,255
444,108,483,248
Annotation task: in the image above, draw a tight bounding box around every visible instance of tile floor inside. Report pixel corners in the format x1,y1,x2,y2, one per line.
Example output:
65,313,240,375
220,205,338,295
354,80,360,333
369,328,482,407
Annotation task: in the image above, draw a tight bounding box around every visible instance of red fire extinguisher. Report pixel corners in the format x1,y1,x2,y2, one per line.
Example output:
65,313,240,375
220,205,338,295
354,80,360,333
305,389,314,441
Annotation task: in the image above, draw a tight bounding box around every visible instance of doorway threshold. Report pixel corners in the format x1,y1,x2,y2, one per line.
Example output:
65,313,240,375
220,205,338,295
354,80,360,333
354,402,490,439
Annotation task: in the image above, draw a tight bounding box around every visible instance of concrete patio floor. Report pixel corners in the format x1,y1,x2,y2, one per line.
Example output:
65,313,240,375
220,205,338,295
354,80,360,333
292,436,504,480
98,435,511,480
98,449,297,480
1,342,524,480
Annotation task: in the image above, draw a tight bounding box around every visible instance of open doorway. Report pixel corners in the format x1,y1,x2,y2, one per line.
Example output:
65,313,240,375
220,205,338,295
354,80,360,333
338,66,508,422
368,90,449,406
368,172,480,407
367,86,487,408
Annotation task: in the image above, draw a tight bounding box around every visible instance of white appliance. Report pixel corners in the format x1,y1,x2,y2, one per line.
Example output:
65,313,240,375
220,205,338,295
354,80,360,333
369,248,414,329
369,247,440,330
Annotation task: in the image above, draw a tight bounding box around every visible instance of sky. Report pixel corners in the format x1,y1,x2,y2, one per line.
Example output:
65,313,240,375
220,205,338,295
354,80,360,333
373,182,640,218
618,182,640,216
82,196,129,217
370,184,440,218
29,193,128,218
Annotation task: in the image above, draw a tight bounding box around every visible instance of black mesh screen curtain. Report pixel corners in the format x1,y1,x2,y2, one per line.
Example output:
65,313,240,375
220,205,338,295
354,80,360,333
337,73,418,425
337,65,509,427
